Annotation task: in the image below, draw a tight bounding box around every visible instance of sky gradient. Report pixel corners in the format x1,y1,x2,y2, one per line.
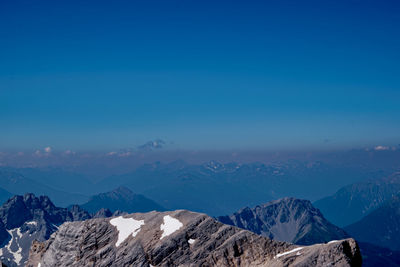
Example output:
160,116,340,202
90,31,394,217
1,0,400,151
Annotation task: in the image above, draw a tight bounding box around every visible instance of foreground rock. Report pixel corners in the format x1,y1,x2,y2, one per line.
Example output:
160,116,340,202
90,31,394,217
27,210,362,267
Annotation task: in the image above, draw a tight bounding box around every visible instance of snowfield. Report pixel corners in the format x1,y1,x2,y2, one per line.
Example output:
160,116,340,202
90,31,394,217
160,215,183,239
274,247,303,258
110,216,145,247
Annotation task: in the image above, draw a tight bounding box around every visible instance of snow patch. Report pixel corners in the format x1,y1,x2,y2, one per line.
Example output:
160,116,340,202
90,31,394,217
274,247,303,258
160,215,183,239
16,228,22,239
110,216,145,247
328,240,339,244
188,239,196,244
0,228,23,264
26,221,38,226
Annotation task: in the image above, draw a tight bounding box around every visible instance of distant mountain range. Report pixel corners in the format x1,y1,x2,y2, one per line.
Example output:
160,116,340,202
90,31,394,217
79,186,164,214
0,161,390,216
1,161,399,265
94,160,380,216
217,197,348,245
344,194,400,251
314,172,400,227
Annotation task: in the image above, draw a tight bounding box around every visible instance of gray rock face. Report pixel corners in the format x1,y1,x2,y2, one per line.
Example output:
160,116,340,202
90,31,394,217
27,210,361,267
0,194,92,266
217,197,348,245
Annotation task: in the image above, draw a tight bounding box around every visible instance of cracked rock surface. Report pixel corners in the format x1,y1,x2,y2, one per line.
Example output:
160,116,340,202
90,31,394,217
27,210,362,267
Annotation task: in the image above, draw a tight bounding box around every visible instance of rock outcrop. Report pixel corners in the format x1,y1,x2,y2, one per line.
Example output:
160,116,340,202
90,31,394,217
27,210,362,267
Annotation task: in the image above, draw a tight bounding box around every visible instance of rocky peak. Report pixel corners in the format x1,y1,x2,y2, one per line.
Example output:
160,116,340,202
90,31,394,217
217,197,348,245
92,208,113,218
27,210,361,267
68,205,91,221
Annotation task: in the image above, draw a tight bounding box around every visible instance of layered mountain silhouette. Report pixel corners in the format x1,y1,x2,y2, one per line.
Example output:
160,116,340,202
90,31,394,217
345,194,400,251
80,186,164,214
0,170,89,207
27,210,362,267
357,242,400,267
95,160,371,216
314,172,400,226
217,197,348,245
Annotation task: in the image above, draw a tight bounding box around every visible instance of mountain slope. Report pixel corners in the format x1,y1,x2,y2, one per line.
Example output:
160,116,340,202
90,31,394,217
314,172,400,227
27,210,362,267
217,197,348,245
357,242,400,267
344,194,400,251
80,186,164,214
0,194,93,267
0,170,89,207
0,188,12,206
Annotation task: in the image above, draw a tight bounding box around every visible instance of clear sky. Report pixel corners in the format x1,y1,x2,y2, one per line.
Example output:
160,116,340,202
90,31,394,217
1,0,399,151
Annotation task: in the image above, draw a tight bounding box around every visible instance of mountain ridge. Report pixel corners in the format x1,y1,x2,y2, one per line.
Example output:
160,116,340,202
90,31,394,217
217,197,348,245
314,172,400,226
27,210,362,267
80,186,164,214
344,194,400,251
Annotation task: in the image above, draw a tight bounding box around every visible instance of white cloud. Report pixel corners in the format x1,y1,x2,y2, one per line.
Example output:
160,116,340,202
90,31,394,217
44,146,52,153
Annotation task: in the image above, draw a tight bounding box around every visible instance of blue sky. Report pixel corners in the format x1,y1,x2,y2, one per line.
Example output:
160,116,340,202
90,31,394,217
1,0,399,150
